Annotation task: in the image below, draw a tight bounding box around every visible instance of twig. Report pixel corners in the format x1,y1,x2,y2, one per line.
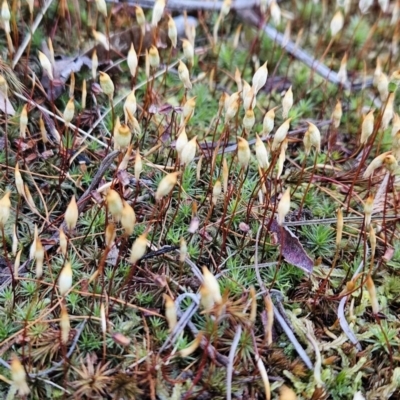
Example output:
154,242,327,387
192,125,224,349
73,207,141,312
105,0,259,10
283,214,399,227
159,293,200,353
338,254,366,351
273,304,313,369
12,0,55,68
255,226,313,369
239,10,373,91
226,325,242,400
13,92,108,148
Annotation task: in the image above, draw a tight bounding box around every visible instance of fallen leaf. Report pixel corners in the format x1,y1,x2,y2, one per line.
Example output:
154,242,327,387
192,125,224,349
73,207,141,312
269,219,314,273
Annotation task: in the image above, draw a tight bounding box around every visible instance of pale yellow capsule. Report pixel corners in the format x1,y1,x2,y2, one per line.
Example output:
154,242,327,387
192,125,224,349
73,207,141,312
366,275,379,314
105,222,116,248
48,37,55,66
369,225,376,257
0,74,7,97
59,261,73,296
364,195,374,228
222,157,229,193
100,303,107,333
237,137,251,168
331,100,342,128
360,110,374,145
92,29,109,51
121,200,136,236
392,113,400,137
243,109,255,133
24,184,37,212
243,86,256,111
255,134,269,169
130,233,148,264
224,96,239,124
336,208,343,247
114,123,132,150
303,122,321,155
106,189,123,221
14,249,22,278
63,98,75,124
272,118,291,151
235,68,242,92
200,284,214,311
92,50,98,80
152,0,165,27
383,154,398,174
276,140,287,180
11,355,30,396
179,237,187,263
264,294,274,345
95,0,107,17
176,127,188,156
20,104,28,139
181,136,197,166
60,305,70,344
277,188,290,225
377,73,389,101
0,191,11,227
164,294,177,332
279,385,297,400
149,45,160,69
363,151,391,178
373,57,382,87
65,195,78,231
155,172,180,200
381,92,394,130
25,0,34,14
12,224,18,256
35,237,44,278
178,332,203,357
270,1,281,25
220,0,231,17
178,60,192,90
202,266,222,304
182,39,194,66
59,227,67,256
330,10,344,36
127,43,138,77
135,6,146,34
212,180,222,205
181,96,196,124
99,71,114,97
82,80,87,110
168,15,177,48
281,85,293,119
38,50,53,80
252,61,268,94
14,163,25,197
134,150,143,181
39,116,48,143
262,106,278,137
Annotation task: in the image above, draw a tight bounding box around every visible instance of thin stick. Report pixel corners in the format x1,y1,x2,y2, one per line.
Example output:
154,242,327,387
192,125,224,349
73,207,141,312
12,0,55,68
